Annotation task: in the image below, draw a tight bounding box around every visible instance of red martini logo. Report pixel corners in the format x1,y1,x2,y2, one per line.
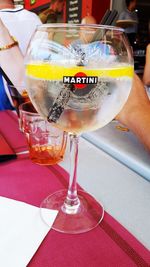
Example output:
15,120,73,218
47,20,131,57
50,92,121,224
63,72,98,89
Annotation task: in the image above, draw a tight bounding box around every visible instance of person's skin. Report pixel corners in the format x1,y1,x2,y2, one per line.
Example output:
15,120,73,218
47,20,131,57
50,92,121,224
116,74,150,151
39,0,64,23
0,18,25,90
80,15,97,43
0,0,14,9
81,15,97,25
127,0,137,12
143,44,150,86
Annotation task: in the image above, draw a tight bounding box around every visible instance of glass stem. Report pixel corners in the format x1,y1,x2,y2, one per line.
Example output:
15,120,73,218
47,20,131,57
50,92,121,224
62,133,80,214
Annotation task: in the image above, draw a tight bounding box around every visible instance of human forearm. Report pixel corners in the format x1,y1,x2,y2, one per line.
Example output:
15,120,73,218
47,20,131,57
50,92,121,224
143,66,150,86
143,44,150,86
117,74,150,151
0,19,25,91
39,8,53,23
123,104,150,151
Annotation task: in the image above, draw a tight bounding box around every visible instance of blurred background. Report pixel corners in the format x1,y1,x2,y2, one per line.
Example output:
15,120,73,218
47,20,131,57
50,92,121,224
13,0,150,76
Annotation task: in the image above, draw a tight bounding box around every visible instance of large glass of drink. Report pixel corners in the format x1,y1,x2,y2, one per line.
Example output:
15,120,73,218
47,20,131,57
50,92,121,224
25,24,134,234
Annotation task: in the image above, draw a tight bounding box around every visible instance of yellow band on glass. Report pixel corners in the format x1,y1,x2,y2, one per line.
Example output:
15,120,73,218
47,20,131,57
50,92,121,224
0,36,18,51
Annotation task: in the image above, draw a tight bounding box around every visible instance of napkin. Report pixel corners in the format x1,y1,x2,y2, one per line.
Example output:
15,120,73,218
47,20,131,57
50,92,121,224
0,196,58,267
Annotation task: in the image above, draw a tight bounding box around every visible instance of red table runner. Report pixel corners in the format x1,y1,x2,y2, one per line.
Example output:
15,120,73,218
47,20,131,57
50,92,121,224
0,110,150,267
0,110,27,153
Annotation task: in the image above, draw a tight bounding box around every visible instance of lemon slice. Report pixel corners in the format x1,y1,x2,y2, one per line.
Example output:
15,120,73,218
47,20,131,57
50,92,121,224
26,63,134,80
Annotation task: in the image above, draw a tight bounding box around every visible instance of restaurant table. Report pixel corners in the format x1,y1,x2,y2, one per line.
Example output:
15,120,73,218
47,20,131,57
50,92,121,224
0,110,150,267
83,121,150,181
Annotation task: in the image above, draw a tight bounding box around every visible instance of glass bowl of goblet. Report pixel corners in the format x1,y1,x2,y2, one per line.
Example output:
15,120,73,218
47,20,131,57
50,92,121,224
25,23,134,234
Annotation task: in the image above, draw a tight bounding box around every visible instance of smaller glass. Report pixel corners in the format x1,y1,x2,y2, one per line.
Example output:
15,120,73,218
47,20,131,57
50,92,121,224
8,84,30,116
19,102,67,165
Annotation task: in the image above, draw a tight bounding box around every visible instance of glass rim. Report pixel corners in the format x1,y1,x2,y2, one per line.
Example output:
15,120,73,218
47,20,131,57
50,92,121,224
37,23,124,32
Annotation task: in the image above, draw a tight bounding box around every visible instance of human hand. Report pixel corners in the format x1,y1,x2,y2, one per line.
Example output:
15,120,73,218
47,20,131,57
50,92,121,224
116,73,150,127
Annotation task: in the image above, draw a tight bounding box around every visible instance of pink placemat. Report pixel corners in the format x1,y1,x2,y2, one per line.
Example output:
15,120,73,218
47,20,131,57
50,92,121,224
0,110,27,153
0,157,150,267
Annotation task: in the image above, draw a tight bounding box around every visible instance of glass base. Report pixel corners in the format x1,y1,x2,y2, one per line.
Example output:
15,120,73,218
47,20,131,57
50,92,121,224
40,189,104,234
